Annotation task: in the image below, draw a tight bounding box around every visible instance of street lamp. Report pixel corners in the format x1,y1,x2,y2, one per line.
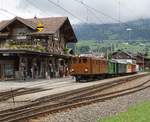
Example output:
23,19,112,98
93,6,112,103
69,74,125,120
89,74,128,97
126,28,132,41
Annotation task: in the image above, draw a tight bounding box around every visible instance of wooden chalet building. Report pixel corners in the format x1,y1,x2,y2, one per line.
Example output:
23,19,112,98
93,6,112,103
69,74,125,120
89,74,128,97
111,50,150,71
0,16,77,80
111,50,136,64
135,53,150,71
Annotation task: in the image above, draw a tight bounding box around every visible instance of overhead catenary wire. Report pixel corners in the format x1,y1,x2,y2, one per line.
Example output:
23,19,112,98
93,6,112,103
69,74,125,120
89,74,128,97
74,0,150,31
1,0,49,19
47,0,88,23
0,0,14,19
115,0,149,31
115,0,144,21
46,0,106,51
0,8,17,17
114,0,146,29
26,0,49,17
74,0,121,23
73,0,106,41
0,11,10,19
118,0,121,27
73,0,129,34
74,0,105,24
114,0,150,39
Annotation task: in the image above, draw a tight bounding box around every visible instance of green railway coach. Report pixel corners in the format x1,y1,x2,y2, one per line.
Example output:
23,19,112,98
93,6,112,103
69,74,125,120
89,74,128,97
108,60,118,74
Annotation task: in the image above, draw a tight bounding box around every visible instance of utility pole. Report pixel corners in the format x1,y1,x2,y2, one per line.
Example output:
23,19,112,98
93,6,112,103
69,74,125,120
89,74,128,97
126,28,132,41
118,0,121,26
143,54,145,71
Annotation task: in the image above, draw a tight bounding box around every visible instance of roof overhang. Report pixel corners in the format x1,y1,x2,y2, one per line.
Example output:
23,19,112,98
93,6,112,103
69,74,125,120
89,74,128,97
0,17,37,32
0,49,72,58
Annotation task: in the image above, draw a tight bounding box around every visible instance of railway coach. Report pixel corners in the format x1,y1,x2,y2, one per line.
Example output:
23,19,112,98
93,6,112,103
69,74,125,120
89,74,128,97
126,63,132,73
107,60,117,75
131,64,137,73
126,63,137,73
117,62,127,74
108,60,127,75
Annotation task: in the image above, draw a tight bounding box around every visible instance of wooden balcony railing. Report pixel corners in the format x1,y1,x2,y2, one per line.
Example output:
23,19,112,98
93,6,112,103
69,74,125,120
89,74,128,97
1,43,46,52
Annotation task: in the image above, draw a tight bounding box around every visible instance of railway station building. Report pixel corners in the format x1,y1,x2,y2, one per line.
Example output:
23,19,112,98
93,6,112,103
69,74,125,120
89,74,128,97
0,16,77,80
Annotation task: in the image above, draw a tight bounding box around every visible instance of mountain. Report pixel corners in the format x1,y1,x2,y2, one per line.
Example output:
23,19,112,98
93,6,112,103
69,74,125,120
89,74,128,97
73,19,150,41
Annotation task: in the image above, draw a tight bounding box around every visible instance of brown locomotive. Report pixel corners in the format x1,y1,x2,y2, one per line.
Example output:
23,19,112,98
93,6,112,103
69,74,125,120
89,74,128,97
70,56,108,81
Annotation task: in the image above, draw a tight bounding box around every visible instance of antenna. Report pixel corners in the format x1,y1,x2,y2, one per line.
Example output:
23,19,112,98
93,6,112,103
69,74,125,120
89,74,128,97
0,0,2,18
118,0,121,27
86,8,89,22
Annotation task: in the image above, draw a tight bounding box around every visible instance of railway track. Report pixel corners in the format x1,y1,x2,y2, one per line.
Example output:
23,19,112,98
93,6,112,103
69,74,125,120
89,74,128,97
0,88,51,102
0,73,149,122
25,78,75,89
0,78,74,102
33,73,148,102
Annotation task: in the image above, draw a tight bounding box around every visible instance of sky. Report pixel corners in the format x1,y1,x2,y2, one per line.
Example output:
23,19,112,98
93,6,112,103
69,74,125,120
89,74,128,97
0,0,150,24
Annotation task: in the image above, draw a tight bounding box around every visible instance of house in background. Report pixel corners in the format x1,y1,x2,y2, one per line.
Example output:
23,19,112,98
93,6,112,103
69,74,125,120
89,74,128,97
111,50,150,71
135,53,150,71
0,16,77,80
111,50,136,64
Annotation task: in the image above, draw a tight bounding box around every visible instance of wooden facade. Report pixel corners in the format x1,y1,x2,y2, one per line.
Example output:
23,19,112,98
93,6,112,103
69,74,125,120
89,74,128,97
0,17,77,80
135,54,150,71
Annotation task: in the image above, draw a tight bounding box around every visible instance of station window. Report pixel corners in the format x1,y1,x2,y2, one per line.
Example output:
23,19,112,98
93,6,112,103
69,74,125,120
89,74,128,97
4,64,14,78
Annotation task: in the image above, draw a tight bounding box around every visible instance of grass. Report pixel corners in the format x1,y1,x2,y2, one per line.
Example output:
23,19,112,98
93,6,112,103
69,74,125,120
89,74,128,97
98,101,150,122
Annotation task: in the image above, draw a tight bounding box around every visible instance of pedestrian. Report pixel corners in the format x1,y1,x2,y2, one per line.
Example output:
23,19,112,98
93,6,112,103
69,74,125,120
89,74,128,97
20,62,25,81
23,67,26,80
59,65,64,78
31,65,34,79
48,63,52,79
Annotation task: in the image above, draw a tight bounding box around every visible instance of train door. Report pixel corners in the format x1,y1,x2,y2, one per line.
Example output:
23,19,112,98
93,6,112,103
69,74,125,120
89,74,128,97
0,64,5,80
0,64,1,80
0,64,4,80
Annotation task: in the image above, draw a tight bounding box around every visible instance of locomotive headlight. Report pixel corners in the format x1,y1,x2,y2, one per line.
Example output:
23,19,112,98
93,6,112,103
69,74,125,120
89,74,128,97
71,68,74,72
84,68,88,72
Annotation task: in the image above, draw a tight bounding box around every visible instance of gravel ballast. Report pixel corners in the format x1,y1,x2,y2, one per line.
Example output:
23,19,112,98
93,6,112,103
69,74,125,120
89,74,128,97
33,87,150,122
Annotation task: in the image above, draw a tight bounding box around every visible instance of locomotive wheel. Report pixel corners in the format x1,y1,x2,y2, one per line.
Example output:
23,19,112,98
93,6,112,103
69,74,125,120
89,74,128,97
75,76,81,82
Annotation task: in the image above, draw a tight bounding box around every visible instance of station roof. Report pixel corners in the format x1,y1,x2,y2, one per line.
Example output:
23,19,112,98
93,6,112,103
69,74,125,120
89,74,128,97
0,16,77,42
0,49,72,58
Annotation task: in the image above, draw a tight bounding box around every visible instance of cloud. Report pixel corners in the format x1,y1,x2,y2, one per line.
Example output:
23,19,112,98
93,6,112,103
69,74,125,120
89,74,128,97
1,0,150,24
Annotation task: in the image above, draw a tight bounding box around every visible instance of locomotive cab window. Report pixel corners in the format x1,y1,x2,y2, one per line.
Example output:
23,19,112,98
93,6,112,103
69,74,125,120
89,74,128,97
73,58,78,63
82,58,88,63
79,59,82,63
96,60,99,64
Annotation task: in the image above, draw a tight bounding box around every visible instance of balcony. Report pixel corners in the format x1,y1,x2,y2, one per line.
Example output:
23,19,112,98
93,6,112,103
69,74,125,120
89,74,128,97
1,39,46,52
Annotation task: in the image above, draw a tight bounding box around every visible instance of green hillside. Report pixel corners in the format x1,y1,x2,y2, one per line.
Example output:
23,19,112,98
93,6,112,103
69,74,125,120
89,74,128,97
74,19,150,41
